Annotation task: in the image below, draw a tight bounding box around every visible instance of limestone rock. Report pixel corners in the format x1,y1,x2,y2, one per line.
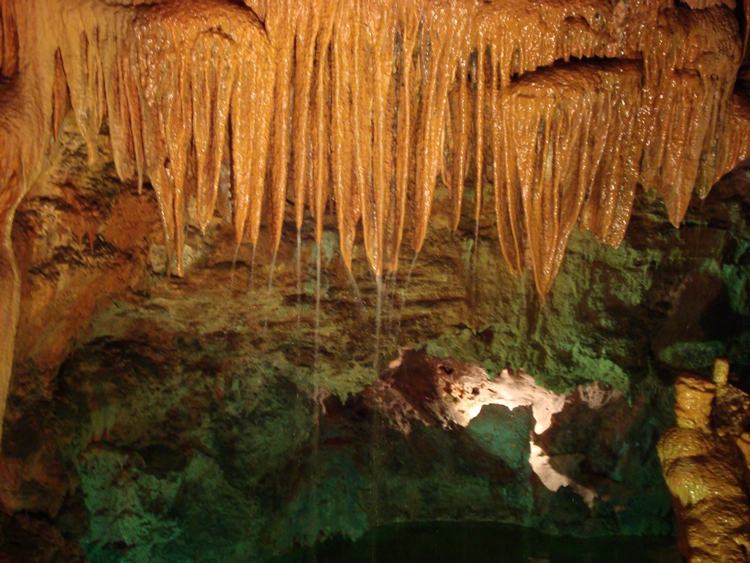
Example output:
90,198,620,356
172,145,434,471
658,362,750,563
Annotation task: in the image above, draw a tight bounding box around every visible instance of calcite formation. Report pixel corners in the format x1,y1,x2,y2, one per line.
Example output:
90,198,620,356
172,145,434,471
1,0,750,446
658,360,750,563
2,116,750,561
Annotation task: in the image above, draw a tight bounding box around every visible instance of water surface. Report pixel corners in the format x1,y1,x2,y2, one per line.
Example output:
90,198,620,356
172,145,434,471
271,521,681,563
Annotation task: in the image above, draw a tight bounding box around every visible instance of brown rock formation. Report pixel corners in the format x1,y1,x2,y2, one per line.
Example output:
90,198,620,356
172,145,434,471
658,360,750,562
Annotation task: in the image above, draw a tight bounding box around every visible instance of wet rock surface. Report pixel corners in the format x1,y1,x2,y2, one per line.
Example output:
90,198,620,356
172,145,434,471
0,121,749,561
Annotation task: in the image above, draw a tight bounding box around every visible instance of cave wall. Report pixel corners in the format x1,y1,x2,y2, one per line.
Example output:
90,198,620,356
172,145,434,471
0,114,748,561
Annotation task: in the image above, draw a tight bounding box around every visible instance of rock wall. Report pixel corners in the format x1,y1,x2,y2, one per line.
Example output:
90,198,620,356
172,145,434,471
0,114,748,561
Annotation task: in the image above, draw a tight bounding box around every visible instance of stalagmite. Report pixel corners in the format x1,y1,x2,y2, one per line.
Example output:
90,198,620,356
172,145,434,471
3,0,750,447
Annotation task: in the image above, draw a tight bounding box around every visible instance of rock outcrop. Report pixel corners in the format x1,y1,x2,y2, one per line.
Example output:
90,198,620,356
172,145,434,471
658,360,750,562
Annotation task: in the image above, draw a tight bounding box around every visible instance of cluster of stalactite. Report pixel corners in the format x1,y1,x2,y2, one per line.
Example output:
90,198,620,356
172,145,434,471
2,0,750,296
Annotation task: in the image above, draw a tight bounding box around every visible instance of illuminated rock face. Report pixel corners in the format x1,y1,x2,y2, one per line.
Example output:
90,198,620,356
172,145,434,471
362,349,616,506
658,363,750,562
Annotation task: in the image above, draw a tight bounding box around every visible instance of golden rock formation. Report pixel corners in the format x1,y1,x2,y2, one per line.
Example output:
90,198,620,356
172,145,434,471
658,360,750,563
1,0,750,445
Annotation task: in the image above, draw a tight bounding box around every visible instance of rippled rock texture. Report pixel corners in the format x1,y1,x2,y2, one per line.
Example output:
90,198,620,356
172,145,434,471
658,361,750,563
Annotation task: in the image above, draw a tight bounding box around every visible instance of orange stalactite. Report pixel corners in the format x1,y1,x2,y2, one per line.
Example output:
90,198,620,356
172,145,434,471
384,4,418,273
449,49,471,233
1,0,749,286
310,1,333,245
291,1,319,234
265,1,296,258
330,2,358,271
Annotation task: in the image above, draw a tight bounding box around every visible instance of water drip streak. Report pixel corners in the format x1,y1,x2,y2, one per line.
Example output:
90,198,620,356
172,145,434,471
471,217,481,326
395,251,419,344
309,364,322,563
247,243,257,292
262,251,278,331
374,274,383,372
296,228,303,332
229,241,241,287
383,269,399,352
267,250,277,292
345,264,365,318
314,242,322,367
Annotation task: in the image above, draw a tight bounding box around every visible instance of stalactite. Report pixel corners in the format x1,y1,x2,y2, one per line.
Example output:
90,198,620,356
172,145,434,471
494,61,644,296
51,48,68,142
716,89,750,175
0,0,748,308
350,0,373,270
191,34,234,235
59,17,106,166
0,0,19,79
231,53,274,248
310,0,336,245
472,30,486,233
639,6,741,226
330,1,358,271
265,1,296,259
491,42,523,274
360,0,396,277
384,4,418,273
291,2,319,234
111,0,273,273
411,3,467,255
578,67,643,248
449,49,471,232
